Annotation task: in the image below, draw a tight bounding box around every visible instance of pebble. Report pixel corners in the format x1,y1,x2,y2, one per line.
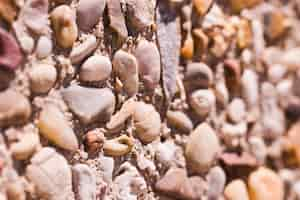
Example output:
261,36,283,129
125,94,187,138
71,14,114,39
0,90,31,127
10,132,39,160
126,0,155,30
227,98,246,123
193,0,214,16
26,147,75,200
70,35,98,64
184,62,213,89
155,168,205,200
241,69,259,109
224,179,249,200
189,89,216,118
113,49,139,96
135,39,161,90
206,166,226,199
50,5,78,48
77,0,106,31
79,55,112,82
0,28,23,71
19,36,34,54
248,167,284,200
185,123,220,173
287,121,300,163
37,104,79,151
61,85,115,124
72,164,97,200
28,63,57,94
36,36,52,59
107,0,128,40
166,110,193,133
103,135,134,157
268,64,287,84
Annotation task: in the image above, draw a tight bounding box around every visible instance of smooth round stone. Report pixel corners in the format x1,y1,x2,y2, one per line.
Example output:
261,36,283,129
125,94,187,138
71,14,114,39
79,55,112,82
36,36,52,59
224,179,249,200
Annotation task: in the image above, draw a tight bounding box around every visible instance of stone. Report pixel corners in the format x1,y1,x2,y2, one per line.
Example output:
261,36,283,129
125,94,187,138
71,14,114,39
37,104,79,151
227,98,246,123
248,167,284,200
36,36,52,59
135,39,161,90
26,147,74,200
77,0,106,31
70,35,98,64
113,50,139,96
185,123,220,173
28,63,57,94
224,179,249,200
0,90,31,127
72,164,97,200
79,55,112,82
206,166,226,199
61,85,115,124
166,110,193,133
0,28,23,71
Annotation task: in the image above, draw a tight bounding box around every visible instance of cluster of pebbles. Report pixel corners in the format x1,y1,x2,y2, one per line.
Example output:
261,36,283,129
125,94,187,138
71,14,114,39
0,0,300,199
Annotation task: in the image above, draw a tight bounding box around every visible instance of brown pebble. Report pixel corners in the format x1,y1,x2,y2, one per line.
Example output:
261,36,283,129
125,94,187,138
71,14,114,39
0,0,17,23
84,129,105,155
0,90,31,127
193,0,214,16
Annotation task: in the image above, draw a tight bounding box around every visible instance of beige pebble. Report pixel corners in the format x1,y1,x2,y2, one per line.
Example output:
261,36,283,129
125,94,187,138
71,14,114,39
26,147,74,200
135,39,161,90
37,104,78,151
227,98,246,123
166,110,193,133
79,55,112,82
36,36,52,59
206,166,226,199
185,123,220,173
10,132,40,160
28,63,57,94
189,89,216,118
248,167,284,200
70,35,97,64
113,50,139,96
0,90,31,127
224,179,249,200
50,5,78,48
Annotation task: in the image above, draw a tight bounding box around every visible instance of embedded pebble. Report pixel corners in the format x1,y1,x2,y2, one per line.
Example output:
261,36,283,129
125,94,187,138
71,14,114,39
185,123,220,173
72,164,97,200
0,90,31,127
126,0,155,30
70,35,98,64
248,167,284,200
166,110,193,133
37,104,79,151
184,62,213,90
50,5,78,48
241,69,259,109
135,39,161,90
206,166,226,199
79,55,112,82
227,98,246,123
36,36,52,59
155,168,205,200
28,63,57,94
189,89,216,118
113,49,139,96
26,147,75,200
224,179,249,200
61,85,115,124
77,0,106,31
10,132,39,160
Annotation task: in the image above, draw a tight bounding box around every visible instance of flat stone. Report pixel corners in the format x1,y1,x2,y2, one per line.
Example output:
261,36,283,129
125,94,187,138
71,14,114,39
61,85,115,124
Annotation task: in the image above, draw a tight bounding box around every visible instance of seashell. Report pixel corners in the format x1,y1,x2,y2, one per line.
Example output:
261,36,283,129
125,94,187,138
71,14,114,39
103,135,134,157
